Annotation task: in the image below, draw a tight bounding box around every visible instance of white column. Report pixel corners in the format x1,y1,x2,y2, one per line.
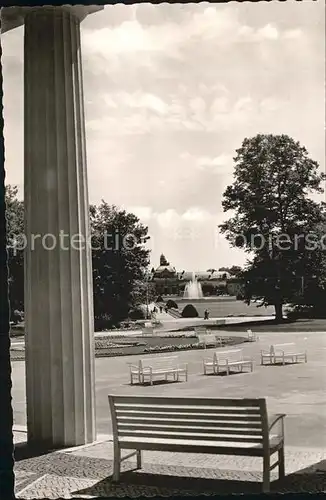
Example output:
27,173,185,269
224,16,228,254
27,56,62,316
24,6,96,447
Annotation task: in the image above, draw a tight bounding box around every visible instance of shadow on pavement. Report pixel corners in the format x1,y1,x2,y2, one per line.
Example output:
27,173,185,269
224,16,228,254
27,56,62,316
73,460,326,496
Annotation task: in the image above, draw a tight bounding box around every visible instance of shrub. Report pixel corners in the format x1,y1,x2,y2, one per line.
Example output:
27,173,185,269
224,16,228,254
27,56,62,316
129,308,146,320
94,314,114,332
181,304,199,318
166,299,178,309
156,295,164,303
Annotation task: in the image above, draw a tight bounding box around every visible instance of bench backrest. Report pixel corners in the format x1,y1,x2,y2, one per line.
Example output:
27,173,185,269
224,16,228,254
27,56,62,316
271,343,296,354
108,395,269,446
214,349,243,363
139,356,179,371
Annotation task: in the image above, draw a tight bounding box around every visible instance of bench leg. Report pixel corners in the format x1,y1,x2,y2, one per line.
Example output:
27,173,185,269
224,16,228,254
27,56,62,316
278,447,285,479
263,455,270,493
112,444,121,482
305,353,307,363
136,450,142,470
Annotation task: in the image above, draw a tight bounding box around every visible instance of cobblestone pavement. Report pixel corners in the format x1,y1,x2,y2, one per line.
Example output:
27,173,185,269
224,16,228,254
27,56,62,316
14,433,326,498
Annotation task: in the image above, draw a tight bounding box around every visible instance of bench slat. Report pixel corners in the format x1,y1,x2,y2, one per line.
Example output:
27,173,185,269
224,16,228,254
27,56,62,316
117,415,262,427
114,396,264,407
117,429,263,443
117,436,282,455
117,423,263,436
116,408,261,418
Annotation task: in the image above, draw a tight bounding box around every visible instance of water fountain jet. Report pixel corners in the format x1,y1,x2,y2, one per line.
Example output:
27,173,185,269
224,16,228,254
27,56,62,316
183,272,203,300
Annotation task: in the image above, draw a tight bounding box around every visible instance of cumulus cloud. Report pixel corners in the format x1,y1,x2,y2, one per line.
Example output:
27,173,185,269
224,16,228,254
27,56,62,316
196,154,234,173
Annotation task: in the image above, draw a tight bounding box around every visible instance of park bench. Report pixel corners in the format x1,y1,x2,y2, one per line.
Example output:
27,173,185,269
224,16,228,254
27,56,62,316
129,356,188,385
108,394,286,492
247,329,258,342
142,325,154,335
197,332,223,349
203,349,254,375
261,343,307,365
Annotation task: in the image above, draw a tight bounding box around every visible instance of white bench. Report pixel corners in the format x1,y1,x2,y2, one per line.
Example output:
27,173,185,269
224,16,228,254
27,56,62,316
197,332,223,349
261,343,307,365
142,325,154,335
203,349,254,375
129,356,188,385
108,395,286,492
247,329,258,342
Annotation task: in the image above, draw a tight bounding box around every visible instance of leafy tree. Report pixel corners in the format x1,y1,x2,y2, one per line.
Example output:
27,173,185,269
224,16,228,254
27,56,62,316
219,134,326,321
5,185,24,320
91,201,151,328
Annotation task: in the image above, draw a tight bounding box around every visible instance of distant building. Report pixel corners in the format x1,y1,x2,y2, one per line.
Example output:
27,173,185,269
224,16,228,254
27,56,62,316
150,260,243,297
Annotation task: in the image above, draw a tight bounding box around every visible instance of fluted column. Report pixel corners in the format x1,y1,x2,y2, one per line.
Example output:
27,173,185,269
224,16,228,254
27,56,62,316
24,6,96,447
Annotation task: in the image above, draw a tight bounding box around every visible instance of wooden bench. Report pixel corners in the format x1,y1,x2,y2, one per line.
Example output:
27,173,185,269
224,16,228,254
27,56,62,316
108,395,286,492
261,343,307,365
129,356,188,385
197,332,223,349
203,349,254,375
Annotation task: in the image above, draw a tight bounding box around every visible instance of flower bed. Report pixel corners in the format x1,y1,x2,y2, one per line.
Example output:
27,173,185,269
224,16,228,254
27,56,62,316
11,335,246,361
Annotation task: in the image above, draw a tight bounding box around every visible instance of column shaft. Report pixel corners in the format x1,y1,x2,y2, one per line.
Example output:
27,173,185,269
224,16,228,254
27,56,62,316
24,7,96,447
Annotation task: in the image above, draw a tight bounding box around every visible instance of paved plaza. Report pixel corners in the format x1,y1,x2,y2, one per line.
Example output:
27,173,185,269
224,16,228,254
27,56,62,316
12,330,326,497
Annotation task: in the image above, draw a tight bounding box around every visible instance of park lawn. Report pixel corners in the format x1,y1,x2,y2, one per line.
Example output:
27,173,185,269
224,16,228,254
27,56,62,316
174,297,275,318
215,318,326,332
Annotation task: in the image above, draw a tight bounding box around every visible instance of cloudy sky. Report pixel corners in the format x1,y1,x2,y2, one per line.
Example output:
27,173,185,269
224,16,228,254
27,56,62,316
2,1,325,271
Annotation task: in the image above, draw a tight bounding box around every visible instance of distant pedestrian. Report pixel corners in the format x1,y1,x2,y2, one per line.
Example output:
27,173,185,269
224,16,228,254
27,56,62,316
204,309,209,320
159,306,163,313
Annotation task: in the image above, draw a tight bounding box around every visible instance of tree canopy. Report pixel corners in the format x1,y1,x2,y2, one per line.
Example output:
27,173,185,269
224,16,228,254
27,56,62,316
90,201,152,327
219,134,326,320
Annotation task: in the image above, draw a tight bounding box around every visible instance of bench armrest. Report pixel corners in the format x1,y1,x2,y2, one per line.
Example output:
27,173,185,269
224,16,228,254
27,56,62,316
129,364,140,371
268,413,286,435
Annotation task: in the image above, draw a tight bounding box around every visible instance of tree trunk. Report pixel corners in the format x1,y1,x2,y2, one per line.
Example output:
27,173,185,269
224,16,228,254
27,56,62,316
274,302,283,322
0,36,15,498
